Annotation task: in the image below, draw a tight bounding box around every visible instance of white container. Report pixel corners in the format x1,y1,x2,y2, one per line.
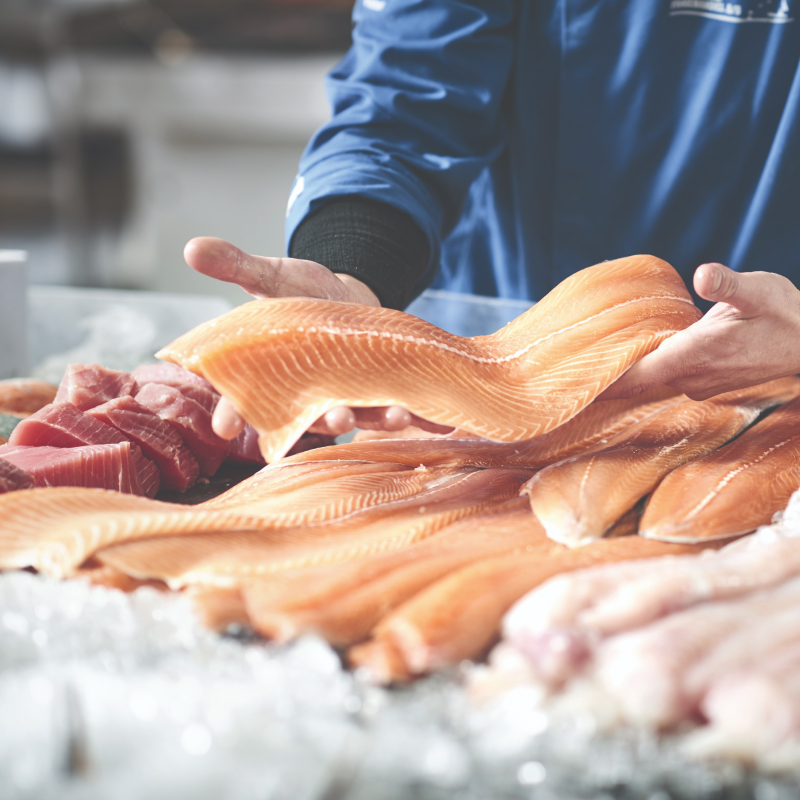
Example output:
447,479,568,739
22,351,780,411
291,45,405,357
0,250,29,379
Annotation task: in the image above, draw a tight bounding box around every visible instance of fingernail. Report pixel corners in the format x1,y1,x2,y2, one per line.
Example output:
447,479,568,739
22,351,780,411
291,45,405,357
706,265,722,294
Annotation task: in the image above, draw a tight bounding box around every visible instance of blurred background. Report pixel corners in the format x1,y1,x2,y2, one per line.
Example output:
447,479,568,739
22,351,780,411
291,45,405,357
0,0,353,307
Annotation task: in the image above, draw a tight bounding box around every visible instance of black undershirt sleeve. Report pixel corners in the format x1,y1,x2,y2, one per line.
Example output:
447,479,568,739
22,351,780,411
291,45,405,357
288,196,431,310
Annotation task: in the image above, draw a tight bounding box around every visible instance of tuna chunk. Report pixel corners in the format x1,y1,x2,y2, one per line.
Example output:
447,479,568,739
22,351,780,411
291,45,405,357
135,384,229,476
0,457,34,492
7,403,159,496
132,363,215,392
88,396,200,492
227,424,266,465
54,364,136,411
0,443,160,497
132,363,219,413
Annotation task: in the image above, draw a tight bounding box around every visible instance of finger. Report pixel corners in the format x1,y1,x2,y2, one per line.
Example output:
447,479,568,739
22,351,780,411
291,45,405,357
212,396,246,440
597,332,697,400
693,263,760,314
353,406,413,431
183,237,352,302
308,406,357,436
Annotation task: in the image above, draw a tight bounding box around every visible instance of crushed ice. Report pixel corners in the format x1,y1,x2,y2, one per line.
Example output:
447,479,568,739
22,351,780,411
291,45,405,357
1,571,797,800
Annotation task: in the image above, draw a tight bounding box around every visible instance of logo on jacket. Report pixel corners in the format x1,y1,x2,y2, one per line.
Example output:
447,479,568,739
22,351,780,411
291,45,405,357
669,0,793,22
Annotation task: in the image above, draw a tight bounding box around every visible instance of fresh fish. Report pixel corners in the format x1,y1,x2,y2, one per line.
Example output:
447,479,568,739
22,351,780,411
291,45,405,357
95,469,532,586
54,364,136,411
238,498,542,646
0,442,160,496
157,255,700,461
641,395,800,541
0,379,58,416
88,395,200,492
0,457,34,492
348,638,413,684
0,488,267,577
523,378,800,546
280,387,682,470
365,536,711,682
135,383,229,476
589,576,800,729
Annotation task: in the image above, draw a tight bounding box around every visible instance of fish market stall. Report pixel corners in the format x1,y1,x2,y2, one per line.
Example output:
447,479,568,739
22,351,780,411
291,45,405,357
3,267,800,800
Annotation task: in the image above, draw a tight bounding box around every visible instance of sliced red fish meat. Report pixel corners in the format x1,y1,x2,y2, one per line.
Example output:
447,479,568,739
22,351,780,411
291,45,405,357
0,457,34,492
54,363,136,411
135,383,229,476
87,395,200,492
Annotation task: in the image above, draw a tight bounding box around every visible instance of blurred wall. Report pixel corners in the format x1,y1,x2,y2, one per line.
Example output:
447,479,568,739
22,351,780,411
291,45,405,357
0,0,349,306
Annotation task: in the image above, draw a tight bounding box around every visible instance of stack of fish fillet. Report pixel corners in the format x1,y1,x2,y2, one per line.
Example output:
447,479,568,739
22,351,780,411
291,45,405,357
2,254,800,730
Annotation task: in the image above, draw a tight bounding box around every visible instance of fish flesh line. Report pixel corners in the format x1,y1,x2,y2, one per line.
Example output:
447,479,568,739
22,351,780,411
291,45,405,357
157,255,700,461
641,395,800,541
95,468,533,587
350,536,712,684
281,387,682,471
0,378,58,416
523,378,800,546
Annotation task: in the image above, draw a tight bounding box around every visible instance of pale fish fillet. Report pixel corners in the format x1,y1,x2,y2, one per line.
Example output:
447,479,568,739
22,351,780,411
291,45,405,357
589,576,800,729
524,378,800,546
684,642,800,769
95,469,533,585
279,386,683,470
348,639,413,684
357,536,708,683
237,498,545,646
157,255,700,462
641,394,800,541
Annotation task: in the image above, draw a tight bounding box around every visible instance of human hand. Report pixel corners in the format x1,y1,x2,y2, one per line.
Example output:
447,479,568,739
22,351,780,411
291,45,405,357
600,263,800,401
184,237,438,441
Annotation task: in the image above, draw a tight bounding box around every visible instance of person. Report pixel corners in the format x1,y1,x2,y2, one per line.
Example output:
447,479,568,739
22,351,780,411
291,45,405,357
186,0,800,442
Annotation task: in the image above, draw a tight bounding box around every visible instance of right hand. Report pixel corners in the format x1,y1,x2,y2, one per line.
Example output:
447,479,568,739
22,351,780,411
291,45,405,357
184,237,449,441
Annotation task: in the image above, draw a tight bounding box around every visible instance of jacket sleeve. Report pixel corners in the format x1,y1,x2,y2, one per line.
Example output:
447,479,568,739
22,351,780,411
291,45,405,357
285,0,517,296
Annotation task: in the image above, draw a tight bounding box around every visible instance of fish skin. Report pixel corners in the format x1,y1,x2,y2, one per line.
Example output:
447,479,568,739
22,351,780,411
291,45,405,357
368,536,712,683
238,497,543,647
157,256,700,462
96,469,532,587
524,378,800,547
641,394,800,542
278,387,683,471
0,379,58,416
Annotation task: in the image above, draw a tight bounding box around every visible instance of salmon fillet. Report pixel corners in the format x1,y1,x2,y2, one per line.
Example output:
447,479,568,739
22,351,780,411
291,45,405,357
364,536,716,683
0,379,58,416
524,378,800,546
157,255,700,462
641,395,800,541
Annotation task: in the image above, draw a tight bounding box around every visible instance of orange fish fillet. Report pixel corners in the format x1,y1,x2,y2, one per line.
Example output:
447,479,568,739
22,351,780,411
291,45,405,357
238,498,545,646
280,386,683,471
641,395,800,542
157,255,699,461
524,378,800,546
363,536,720,682
95,469,533,585
0,379,58,416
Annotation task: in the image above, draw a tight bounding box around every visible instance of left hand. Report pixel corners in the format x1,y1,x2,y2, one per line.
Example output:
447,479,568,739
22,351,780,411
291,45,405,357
600,263,800,401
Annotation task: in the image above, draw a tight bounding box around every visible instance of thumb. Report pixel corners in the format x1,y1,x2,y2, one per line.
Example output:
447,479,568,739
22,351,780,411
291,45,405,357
694,263,755,312
183,236,352,302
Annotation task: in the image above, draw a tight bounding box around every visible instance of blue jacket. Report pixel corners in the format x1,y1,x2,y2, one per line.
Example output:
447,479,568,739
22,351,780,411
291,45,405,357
285,0,800,305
